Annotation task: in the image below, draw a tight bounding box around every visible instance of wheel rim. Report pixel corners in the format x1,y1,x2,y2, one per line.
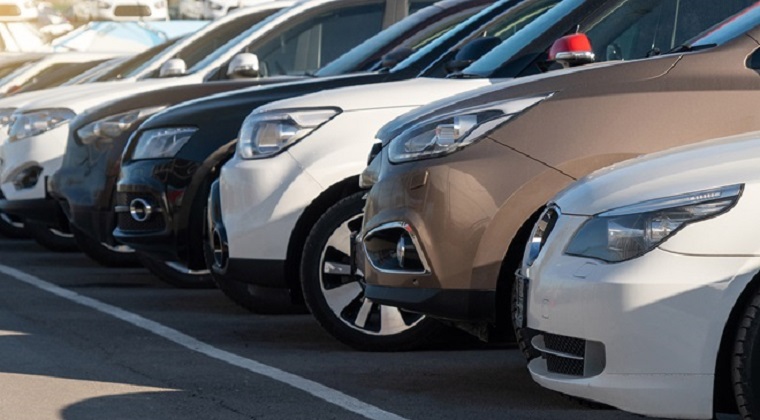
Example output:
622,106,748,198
49,228,74,239
318,213,425,336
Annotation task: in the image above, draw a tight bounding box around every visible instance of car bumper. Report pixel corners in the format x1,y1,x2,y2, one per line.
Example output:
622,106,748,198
0,197,65,226
521,214,758,419
0,124,68,202
361,140,552,323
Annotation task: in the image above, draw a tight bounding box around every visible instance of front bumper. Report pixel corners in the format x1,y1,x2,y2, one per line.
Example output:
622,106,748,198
362,139,560,323
0,124,69,202
522,214,759,419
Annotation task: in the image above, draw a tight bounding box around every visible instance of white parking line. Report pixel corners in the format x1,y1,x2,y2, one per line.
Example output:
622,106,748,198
0,264,406,420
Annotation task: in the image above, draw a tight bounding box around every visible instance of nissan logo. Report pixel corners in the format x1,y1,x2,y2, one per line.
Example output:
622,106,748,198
129,198,153,222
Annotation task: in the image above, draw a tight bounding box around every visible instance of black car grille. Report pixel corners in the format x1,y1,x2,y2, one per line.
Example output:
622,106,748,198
114,5,152,16
116,193,165,232
543,333,586,377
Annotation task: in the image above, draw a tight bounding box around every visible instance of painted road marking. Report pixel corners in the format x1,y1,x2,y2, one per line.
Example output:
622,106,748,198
0,264,406,420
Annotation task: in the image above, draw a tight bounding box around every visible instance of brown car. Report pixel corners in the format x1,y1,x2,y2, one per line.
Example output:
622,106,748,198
361,6,760,346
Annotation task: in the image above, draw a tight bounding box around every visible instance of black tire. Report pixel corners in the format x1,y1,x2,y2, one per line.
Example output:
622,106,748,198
71,225,139,268
732,289,760,418
137,252,215,289
0,211,28,239
300,191,444,352
26,221,78,252
202,195,305,314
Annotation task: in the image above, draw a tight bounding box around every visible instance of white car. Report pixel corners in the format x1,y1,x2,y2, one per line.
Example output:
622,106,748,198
519,131,760,418
203,0,272,20
213,77,494,350
178,0,204,19
79,0,169,21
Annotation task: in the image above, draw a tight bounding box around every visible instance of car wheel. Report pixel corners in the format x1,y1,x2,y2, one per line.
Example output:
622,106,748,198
512,278,540,360
301,192,444,351
202,197,305,314
26,221,78,252
136,252,215,289
0,211,28,239
71,225,139,268
732,288,760,418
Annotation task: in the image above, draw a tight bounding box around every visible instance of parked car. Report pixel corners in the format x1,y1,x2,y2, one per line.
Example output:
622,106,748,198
519,129,760,419
0,0,37,21
76,0,169,22
111,0,522,291
178,0,205,19
205,0,744,351
2,0,413,251
51,0,487,268
203,0,272,19
360,0,760,350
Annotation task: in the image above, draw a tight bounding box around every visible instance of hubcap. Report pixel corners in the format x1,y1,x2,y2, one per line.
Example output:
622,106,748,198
318,213,424,336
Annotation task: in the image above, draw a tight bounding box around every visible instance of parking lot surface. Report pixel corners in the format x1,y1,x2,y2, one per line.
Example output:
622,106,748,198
0,236,650,419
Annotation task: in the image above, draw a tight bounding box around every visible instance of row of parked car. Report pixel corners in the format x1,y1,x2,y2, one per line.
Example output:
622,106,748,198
0,0,758,417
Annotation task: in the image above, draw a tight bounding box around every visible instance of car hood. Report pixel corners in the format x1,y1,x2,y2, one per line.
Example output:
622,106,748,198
553,131,760,216
377,55,681,145
17,77,203,114
254,77,499,113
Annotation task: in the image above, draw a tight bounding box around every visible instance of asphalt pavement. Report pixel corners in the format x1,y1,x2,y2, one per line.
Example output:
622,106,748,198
0,236,652,420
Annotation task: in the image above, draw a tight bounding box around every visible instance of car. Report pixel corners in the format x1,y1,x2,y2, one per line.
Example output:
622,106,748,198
77,0,169,22
51,0,487,268
203,0,273,20
360,0,760,349
0,22,49,52
178,0,205,19
0,0,37,21
207,0,748,351
518,129,760,418
112,0,523,291
2,0,414,251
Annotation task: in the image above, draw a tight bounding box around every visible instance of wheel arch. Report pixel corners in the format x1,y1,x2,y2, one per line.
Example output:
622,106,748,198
284,175,364,298
713,271,760,414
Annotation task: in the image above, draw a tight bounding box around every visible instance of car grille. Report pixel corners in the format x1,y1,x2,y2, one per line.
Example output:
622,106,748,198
114,5,152,16
539,332,586,376
116,193,165,232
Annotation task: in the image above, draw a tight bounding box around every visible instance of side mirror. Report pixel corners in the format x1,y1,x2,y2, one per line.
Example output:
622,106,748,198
227,53,260,78
548,33,595,68
445,36,501,74
379,47,413,69
159,58,187,77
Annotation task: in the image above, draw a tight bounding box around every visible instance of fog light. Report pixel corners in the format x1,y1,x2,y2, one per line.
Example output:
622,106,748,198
12,166,42,190
396,235,418,268
364,222,429,274
129,198,153,222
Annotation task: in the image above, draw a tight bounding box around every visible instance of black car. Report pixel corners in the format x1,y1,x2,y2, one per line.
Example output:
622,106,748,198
51,0,488,269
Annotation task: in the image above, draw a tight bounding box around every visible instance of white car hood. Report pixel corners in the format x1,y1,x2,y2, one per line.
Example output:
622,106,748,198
255,78,500,113
16,77,200,114
554,131,760,216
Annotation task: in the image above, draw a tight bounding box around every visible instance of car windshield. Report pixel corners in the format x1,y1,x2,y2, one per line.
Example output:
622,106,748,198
96,38,183,81
315,2,482,77
183,7,284,75
13,60,109,94
465,0,755,78
686,2,760,49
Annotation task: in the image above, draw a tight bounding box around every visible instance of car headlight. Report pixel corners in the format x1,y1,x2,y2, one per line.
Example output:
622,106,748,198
76,106,165,146
8,108,75,142
0,108,16,132
237,108,340,159
387,94,552,163
131,127,197,160
565,184,743,263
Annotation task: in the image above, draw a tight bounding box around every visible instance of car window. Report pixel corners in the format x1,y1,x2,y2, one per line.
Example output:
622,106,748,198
98,38,182,81
250,3,386,76
688,3,760,49
583,0,754,61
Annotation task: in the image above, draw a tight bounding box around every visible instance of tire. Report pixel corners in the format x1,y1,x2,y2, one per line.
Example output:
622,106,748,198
26,221,78,252
137,252,215,289
0,211,28,239
300,192,444,352
71,225,139,268
512,278,540,360
732,288,760,418
202,195,305,314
